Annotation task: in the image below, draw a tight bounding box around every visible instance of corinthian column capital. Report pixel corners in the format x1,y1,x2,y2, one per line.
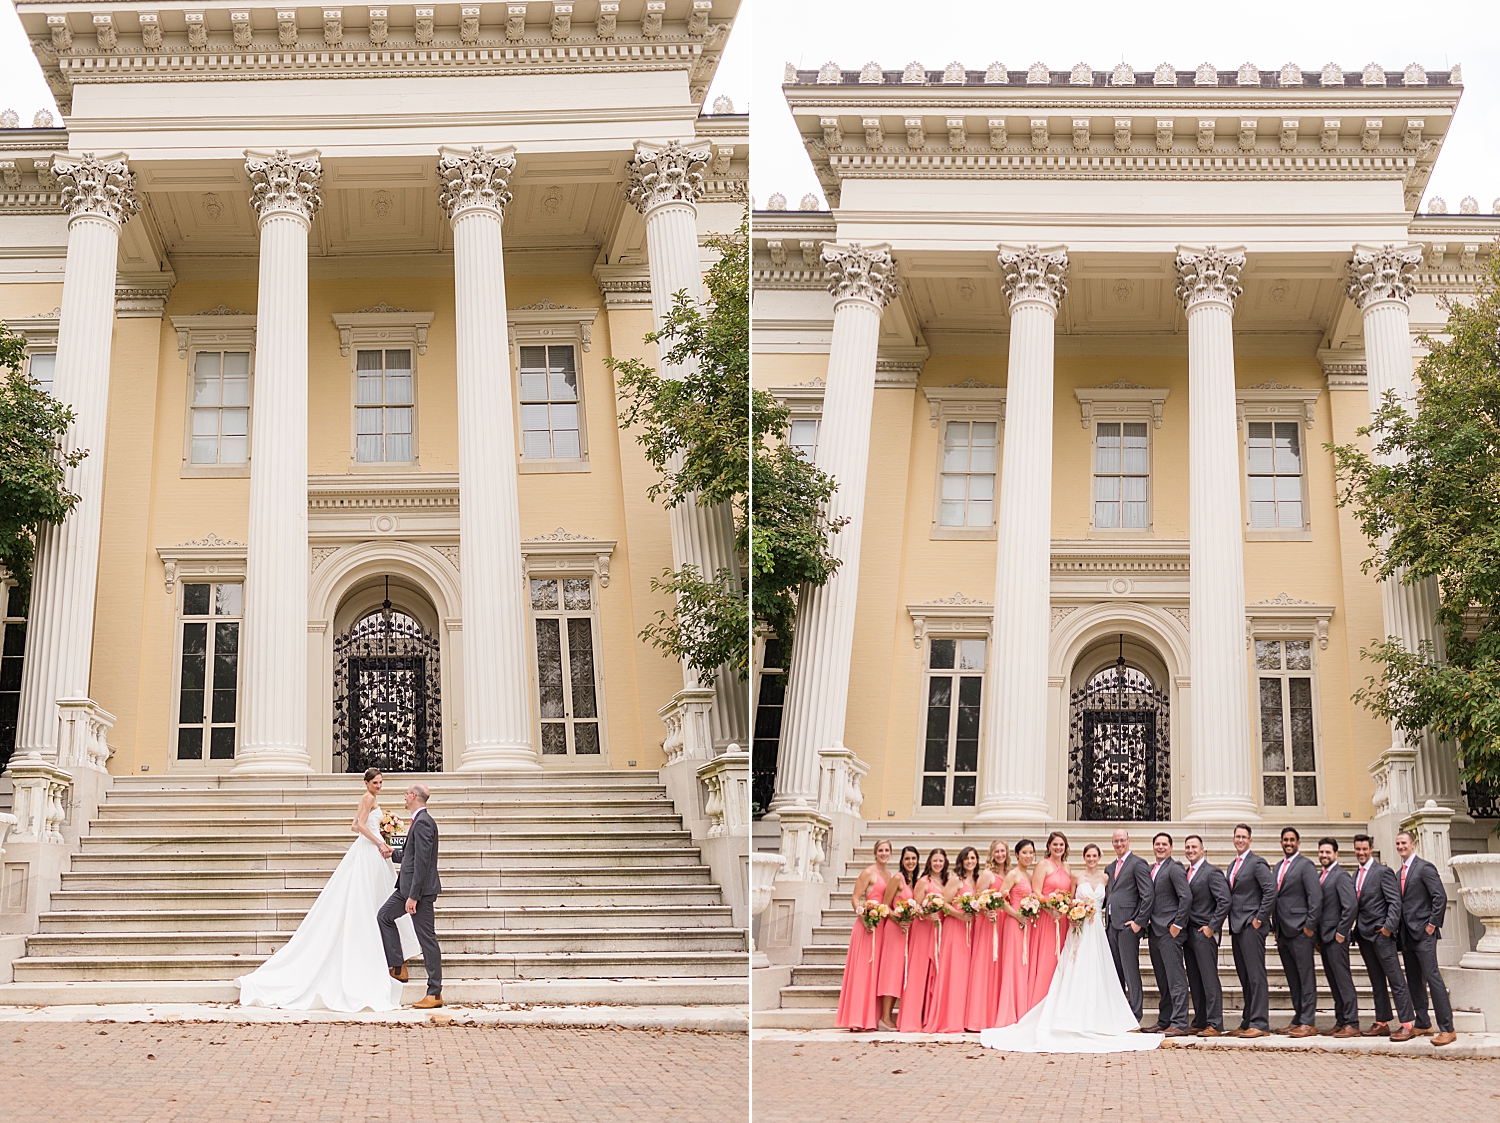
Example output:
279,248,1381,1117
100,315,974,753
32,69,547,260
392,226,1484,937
55,153,140,228
1175,246,1246,312
245,149,323,224
1347,243,1422,309
625,140,710,215
437,145,517,221
822,242,900,308
998,244,1069,309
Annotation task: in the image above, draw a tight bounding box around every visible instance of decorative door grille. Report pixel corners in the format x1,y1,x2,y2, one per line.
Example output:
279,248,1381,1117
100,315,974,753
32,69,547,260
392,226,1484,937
1069,653,1171,821
333,599,441,773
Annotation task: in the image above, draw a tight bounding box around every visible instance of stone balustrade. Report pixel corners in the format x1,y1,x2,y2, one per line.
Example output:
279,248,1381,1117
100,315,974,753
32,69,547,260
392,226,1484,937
698,747,749,840
659,688,717,765
6,754,72,844
55,698,113,773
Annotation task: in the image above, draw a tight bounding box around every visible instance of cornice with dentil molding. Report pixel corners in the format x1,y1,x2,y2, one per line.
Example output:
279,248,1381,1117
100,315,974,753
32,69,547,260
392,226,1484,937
436,146,516,221
1346,244,1422,309
245,149,322,223
998,244,1069,308
1174,247,1245,311
55,153,139,226
625,140,710,215
821,243,900,308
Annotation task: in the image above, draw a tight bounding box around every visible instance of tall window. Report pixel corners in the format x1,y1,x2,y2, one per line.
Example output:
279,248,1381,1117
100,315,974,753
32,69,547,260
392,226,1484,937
519,345,581,460
1246,421,1304,529
355,348,414,462
1256,638,1318,807
938,420,997,528
530,576,602,757
189,350,251,465
27,352,56,395
176,581,241,763
920,636,985,807
1,584,26,770
752,638,788,816
788,419,820,462
1094,421,1149,528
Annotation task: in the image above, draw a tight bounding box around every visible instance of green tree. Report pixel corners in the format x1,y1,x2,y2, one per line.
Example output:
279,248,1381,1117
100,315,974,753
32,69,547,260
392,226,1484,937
1330,248,1500,803
0,322,86,596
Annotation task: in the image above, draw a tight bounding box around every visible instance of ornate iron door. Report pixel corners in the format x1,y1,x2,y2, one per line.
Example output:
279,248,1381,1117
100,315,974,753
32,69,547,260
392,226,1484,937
334,605,441,773
1069,659,1171,821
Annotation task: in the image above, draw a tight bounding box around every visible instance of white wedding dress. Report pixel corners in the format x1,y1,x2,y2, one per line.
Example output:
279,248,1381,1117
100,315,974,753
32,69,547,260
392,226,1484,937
238,809,421,1012
980,880,1163,1053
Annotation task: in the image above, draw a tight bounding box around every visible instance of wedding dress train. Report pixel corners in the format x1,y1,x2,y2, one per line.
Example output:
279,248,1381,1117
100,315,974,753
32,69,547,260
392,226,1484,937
980,880,1164,1053
238,809,421,1012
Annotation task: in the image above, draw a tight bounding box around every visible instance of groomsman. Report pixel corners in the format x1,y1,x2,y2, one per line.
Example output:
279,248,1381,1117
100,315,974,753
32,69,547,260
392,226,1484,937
1145,832,1191,1037
1351,833,1416,1041
1181,834,1229,1036
1271,827,1321,1038
1105,828,1154,1022
1395,829,1457,1046
1314,838,1359,1037
1225,824,1277,1038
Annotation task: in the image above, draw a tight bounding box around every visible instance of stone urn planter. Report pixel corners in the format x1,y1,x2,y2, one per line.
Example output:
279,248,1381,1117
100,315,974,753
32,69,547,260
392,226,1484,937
749,852,785,969
1449,853,1500,969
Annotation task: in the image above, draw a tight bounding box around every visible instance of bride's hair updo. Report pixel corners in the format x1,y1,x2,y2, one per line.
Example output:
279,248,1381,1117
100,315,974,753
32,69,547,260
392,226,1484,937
363,767,383,784
1082,843,1101,860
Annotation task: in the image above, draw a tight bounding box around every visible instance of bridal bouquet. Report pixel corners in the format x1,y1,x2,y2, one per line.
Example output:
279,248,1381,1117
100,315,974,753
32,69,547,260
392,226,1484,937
856,899,891,934
379,810,405,841
889,897,922,929
1042,889,1074,918
1066,897,1096,934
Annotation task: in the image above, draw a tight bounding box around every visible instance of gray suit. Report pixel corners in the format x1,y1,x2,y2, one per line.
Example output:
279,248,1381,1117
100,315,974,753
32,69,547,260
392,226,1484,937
1104,852,1154,1020
1146,857,1191,1030
1398,855,1454,1033
1226,849,1276,1031
1353,859,1413,1025
1315,862,1359,1028
1272,851,1322,1027
378,807,443,996
1183,859,1230,1032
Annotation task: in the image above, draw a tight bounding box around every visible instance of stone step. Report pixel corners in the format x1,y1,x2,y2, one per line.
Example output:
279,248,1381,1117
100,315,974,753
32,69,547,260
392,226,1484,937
37,904,734,933
90,803,676,824
106,772,666,790
45,884,727,910
752,1004,1488,1031
78,832,692,851
58,866,716,890
66,847,700,870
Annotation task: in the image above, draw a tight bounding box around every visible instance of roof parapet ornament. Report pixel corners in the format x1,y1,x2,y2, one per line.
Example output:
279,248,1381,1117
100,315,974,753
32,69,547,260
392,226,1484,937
1279,62,1302,86
902,61,926,84
1403,63,1427,86
1026,61,1049,84
1428,196,1448,214
1153,62,1174,85
943,61,966,84
817,61,840,84
1237,62,1260,85
1459,196,1479,215
1070,62,1092,85
1111,62,1134,86
1362,62,1385,86
1321,62,1343,86
859,61,883,84
1194,62,1216,86
984,62,1008,85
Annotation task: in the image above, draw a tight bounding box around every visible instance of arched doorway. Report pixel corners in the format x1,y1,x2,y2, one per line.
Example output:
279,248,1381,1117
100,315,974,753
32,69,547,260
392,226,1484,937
1068,636,1171,821
332,578,442,773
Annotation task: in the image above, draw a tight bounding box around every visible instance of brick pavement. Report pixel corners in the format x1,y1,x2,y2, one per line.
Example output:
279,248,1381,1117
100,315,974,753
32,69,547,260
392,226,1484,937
0,1022,748,1123
752,1042,1500,1123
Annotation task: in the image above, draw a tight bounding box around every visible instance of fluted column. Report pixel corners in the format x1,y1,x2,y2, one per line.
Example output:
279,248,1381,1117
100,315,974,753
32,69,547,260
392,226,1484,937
1347,244,1463,811
1177,247,1258,821
624,141,747,752
975,245,1068,823
438,146,539,772
14,155,139,763
233,150,320,775
769,244,900,811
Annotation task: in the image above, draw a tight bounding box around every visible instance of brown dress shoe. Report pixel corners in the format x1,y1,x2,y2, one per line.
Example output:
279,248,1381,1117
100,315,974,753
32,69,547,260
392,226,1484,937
1361,1022,1390,1037
1161,1027,1189,1038
1200,1027,1223,1038
1331,1026,1361,1039
1389,1025,1416,1042
1238,1028,1271,1039
389,966,409,982
413,994,443,1009
1286,1025,1317,1039
1433,1031,1457,1046
1414,1026,1436,1037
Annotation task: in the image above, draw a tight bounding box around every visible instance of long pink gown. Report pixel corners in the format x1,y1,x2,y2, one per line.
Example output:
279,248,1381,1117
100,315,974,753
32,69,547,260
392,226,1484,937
993,877,1031,1027
965,880,1003,1031
875,878,914,1001
1027,865,1073,1012
896,880,939,1032
835,871,888,1030
923,877,973,1034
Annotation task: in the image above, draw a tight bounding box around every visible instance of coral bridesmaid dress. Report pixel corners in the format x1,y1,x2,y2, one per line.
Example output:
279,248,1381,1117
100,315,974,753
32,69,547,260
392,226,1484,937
993,878,1032,1027
896,888,938,1032
1027,865,1073,1011
964,887,1003,1031
875,879,914,1002
923,877,974,1033
835,872,888,1029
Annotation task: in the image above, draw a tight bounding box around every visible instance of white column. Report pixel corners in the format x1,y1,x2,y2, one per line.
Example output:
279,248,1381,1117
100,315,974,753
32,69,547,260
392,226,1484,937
438,146,539,772
624,141,747,752
975,245,1069,823
1176,247,1258,821
1347,244,1464,811
769,244,900,811
14,155,139,762
233,150,321,775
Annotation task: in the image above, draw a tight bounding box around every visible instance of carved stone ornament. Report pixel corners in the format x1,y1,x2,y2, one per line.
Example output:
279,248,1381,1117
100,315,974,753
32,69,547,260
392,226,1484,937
902,61,925,84
642,1,664,37
766,192,786,210
1460,196,1480,215
34,110,53,129
1026,61,1049,84
94,15,117,52
324,10,343,46
822,243,900,309
1363,63,1385,86
1,108,19,129
48,15,72,52
859,61,882,83
1070,62,1092,85
1403,63,1426,86
552,2,573,39
687,1,710,37
1427,196,1447,215
1321,62,1344,86
56,154,140,227
813,61,839,84
245,150,323,223
1238,120,1258,150
944,61,966,84
369,9,389,45
624,140,709,215
1195,62,1216,86
186,12,208,50
232,12,253,48
999,245,1069,309
279,10,299,44
1153,62,1174,86
1237,62,1260,85
596,2,617,38
437,146,516,221
1279,62,1302,86
1111,62,1133,86
985,62,1008,84
1346,245,1421,309
1174,247,1245,311
415,9,434,43
1114,119,1132,150
462,7,482,43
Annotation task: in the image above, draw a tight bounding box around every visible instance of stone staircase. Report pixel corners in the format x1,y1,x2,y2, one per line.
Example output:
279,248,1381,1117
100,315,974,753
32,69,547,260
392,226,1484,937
756,820,1483,1030
0,772,747,1006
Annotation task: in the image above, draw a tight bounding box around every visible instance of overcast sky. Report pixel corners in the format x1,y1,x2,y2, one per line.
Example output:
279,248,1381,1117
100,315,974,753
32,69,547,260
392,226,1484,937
750,0,1499,214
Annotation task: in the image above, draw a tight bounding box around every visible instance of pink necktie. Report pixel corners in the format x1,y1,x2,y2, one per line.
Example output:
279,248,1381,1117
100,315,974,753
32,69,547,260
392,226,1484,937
1230,855,1244,887
1151,862,1160,881
1277,858,1291,890
1187,864,1196,883
1320,867,1328,885
1356,866,1367,896
1401,865,1408,895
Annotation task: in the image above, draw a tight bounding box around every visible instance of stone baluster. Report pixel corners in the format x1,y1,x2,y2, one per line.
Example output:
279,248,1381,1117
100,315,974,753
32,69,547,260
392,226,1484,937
14,154,138,763
234,150,321,774
1176,247,1258,821
769,244,900,816
437,146,540,772
976,245,1069,823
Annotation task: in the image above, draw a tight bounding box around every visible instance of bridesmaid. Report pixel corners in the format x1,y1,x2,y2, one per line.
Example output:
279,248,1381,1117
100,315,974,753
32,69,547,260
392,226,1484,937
993,838,1036,1027
875,845,921,1030
835,839,891,1030
925,845,977,1033
965,839,1008,1031
1028,830,1075,1009
896,848,949,1032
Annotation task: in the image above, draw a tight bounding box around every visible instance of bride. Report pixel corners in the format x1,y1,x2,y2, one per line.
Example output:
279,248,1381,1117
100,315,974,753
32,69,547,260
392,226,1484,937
239,768,420,1011
980,842,1163,1053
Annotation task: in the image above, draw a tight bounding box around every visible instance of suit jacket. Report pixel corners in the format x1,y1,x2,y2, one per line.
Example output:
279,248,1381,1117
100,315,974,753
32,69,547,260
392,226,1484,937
1271,852,1321,936
1315,862,1357,945
1397,855,1446,942
1185,860,1230,937
1105,852,1154,931
1352,860,1402,942
1147,857,1191,940
396,809,442,900
1225,849,1276,935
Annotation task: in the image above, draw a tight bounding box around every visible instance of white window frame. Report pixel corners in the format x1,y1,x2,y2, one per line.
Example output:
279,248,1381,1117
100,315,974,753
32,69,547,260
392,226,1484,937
351,345,419,466
331,307,435,472
922,381,1006,541
508,301,600,474
170,313,258,479
768,379,826,463
167,577,245,774
1074,382,1169,537
1246,594,1334,818
1237,382,1322,541
906,595,993,818
6,309,59,396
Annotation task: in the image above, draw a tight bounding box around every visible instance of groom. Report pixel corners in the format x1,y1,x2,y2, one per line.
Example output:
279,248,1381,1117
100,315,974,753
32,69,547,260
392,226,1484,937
1105,828,1153,1021
378,783,443,1009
